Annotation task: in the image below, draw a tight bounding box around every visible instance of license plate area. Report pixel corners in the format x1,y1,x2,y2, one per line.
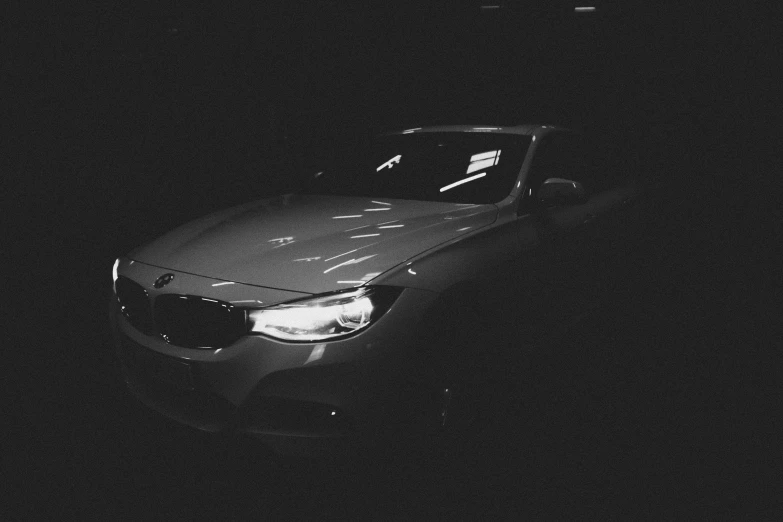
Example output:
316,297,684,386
120,336,195,391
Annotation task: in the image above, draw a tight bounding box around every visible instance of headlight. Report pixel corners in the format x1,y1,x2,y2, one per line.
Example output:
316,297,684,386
247,286,403,342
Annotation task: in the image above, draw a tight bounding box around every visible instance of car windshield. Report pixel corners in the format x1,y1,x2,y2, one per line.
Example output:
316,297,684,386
301,132,532,204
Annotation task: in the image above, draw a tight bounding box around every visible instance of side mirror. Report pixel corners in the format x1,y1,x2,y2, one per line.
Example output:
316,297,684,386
538,178,587,206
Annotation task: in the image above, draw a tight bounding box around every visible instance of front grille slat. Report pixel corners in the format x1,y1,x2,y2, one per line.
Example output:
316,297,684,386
116,276,246,348
115,276,155,335
154,294,246,348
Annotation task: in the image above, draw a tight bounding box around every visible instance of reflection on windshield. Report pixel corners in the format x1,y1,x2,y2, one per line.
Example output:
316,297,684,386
466,150,501,174
303,132,532,204
376,154,402,171
440,172,487,193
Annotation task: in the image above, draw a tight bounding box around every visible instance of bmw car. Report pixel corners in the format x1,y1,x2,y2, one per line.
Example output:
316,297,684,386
110,124,640,453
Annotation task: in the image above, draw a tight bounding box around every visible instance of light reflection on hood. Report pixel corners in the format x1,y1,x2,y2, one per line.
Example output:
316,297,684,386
129,194,496,294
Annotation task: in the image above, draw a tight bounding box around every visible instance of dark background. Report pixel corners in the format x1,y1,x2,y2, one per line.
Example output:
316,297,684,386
7,1,779,519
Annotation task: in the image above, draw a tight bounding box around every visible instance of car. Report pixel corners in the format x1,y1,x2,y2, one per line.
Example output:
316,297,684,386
110,124,641,455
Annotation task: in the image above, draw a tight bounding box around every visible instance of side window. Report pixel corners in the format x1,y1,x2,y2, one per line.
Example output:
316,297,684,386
536,134,589,187
519,132,591,212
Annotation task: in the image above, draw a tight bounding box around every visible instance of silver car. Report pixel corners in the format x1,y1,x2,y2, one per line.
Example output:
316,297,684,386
110,124,639,453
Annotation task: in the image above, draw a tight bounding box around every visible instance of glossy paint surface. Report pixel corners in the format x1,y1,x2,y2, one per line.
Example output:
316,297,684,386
111,283,441,435
111,123,640,442
129,194,498,294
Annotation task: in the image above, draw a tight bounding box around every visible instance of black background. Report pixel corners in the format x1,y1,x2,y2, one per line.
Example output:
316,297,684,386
7,1,780,518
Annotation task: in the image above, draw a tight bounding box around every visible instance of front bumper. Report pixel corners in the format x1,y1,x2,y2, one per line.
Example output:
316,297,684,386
109,284,440,445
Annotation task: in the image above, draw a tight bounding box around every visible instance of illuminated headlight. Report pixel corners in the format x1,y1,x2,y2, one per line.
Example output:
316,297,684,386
247,286,402,342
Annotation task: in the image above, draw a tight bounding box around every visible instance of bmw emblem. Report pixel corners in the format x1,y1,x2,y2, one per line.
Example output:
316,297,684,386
154,273,175,289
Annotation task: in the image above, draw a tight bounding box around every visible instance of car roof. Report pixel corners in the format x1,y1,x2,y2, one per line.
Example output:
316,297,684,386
384,124,574,136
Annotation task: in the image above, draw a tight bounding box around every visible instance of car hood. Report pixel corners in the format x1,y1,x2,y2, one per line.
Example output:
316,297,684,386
129,194,497,294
